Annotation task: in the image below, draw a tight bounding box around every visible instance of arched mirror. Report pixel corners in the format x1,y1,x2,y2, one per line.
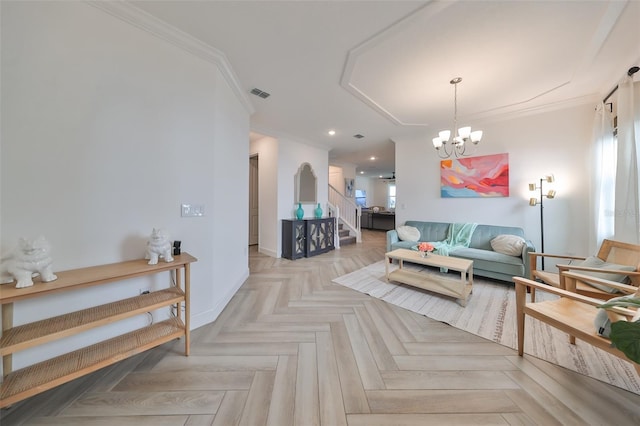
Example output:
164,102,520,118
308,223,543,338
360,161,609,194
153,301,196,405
295,162,317,204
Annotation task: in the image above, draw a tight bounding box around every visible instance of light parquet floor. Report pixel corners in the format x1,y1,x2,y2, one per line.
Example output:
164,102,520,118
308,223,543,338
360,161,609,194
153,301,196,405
3,230,640,425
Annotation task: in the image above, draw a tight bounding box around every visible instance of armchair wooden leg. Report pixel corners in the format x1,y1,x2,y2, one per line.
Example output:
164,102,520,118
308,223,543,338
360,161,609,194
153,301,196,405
515,281,526,356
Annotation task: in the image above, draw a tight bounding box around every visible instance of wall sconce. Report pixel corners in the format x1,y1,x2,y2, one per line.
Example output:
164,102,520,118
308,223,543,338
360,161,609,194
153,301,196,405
529,174,556,269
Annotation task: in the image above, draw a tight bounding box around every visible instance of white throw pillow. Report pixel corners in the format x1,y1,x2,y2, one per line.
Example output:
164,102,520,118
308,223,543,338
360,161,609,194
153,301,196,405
490,234,525,256
396,226,420,242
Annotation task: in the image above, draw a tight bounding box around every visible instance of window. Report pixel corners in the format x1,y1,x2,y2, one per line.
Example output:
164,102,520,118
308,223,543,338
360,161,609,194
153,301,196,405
388,184,396,209
355,189,367,207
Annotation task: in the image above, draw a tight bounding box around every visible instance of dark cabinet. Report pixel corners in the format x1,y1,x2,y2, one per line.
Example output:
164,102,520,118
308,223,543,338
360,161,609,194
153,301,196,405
360,211,372,229
360,210,395,231
282,219,306,260
372,212,395,231
305,218,335,257
282,218,335,260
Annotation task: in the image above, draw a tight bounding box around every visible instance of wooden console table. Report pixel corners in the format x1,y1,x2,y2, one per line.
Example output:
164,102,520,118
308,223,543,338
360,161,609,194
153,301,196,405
385,249,473,306
0,253,196,408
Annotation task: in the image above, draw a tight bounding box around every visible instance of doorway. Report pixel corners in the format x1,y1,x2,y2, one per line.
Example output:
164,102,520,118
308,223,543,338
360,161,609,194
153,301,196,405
249,155,259,246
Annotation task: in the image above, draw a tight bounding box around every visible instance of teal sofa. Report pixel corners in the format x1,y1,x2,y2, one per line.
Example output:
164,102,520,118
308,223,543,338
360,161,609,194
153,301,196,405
386,221,535,282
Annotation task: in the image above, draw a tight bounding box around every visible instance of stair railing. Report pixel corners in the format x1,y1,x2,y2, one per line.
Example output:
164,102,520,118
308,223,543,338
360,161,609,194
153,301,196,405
328,184,361,243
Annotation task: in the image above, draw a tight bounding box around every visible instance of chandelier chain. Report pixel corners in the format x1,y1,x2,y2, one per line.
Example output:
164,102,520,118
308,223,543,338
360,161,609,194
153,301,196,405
453,80,458,135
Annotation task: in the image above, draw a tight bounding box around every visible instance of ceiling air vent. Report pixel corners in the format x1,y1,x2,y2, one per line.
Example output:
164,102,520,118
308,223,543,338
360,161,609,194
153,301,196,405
353,134,364,139
250,88,270,99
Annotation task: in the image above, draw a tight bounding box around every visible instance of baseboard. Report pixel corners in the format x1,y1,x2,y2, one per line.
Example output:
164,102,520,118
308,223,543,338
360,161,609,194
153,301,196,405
259,246,278,258
190,268,250,330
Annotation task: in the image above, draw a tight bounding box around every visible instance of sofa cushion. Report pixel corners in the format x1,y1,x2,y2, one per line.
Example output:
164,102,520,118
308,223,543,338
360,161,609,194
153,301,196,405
574,256,636,293
404,221,450,243
490,234,525,256
391,240,418,251
451,247,525,277
396,225,420,242
469,225,526,250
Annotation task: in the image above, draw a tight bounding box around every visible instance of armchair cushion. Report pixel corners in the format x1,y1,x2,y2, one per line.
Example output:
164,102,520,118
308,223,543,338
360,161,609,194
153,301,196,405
576,256,636,293
490,234,526,256
396,225,420,242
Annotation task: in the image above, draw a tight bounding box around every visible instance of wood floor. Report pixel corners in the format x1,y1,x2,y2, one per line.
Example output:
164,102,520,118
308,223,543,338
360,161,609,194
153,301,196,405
3,229,640,425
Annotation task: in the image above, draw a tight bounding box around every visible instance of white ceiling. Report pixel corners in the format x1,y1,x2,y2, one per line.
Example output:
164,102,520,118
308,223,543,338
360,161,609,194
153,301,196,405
132,0,640,177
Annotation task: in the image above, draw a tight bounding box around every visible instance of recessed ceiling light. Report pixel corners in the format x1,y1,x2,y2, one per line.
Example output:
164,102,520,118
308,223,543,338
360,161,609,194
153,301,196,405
370,156,376,161
328,130,336,136
360,171,364,174
379,175,383,178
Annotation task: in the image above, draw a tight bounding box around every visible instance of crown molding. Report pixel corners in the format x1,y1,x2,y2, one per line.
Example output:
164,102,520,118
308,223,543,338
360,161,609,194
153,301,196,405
472,94,599,125
87,1,254,115
340,1,453,126
250,124,329,152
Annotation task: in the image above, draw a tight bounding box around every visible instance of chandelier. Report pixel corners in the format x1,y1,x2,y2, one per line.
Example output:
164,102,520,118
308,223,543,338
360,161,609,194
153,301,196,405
432,77,483,159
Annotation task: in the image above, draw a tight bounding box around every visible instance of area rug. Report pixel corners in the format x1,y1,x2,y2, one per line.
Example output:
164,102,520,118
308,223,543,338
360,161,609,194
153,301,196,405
332,260,640,394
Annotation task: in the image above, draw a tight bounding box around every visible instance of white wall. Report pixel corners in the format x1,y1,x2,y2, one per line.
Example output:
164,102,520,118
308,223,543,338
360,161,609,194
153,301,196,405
394,103,592,259
250,135,279,257
277,138,329,257
355,176,392,208
329,165,344,195
355,176,372,204
371,179,394,208
1,2,251,369
250,135,329,258
329,162,357,198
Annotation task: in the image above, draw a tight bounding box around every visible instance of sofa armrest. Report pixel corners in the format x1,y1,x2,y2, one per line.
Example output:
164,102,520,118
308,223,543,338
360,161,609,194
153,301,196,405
521,240,536,276
386,229,399,252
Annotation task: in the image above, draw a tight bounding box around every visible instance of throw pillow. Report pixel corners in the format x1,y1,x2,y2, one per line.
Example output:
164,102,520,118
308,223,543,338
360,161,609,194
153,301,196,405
490,234,525,256
396,226,420,242
572,256,636,293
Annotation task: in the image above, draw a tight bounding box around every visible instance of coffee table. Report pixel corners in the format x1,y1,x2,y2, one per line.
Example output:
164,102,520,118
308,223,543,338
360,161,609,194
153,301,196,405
385,248,474,306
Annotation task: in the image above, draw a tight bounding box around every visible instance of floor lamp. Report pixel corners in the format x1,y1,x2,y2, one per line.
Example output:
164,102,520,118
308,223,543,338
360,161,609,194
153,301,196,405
529,175,556,270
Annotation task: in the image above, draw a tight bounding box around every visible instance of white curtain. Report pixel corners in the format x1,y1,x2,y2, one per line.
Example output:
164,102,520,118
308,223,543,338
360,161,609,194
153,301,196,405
614,77,640,244
589,103,615,253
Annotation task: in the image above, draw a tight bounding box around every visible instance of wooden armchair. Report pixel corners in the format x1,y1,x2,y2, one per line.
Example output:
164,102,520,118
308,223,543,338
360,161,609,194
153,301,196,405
514,276,640,374
529,239,640,301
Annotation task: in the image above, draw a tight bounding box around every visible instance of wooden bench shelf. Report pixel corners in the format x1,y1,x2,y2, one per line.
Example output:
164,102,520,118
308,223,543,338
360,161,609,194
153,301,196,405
0,317,184,407
0,253,196,408
0,287,185,356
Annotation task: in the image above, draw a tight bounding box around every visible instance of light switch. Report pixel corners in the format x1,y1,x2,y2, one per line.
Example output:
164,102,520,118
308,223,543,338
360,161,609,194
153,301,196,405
181,204,205,217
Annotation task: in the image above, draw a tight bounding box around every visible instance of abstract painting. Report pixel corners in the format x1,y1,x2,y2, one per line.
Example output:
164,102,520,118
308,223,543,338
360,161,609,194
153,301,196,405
345,178,355,198
441,153,509,198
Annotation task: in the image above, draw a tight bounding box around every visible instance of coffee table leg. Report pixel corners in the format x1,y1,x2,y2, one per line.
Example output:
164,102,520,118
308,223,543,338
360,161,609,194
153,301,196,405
459,268,472,306
385,255,390,281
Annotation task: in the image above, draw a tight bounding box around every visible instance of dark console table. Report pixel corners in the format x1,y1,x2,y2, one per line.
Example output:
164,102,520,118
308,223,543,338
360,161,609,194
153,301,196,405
282,217,335,260
361,210,395,231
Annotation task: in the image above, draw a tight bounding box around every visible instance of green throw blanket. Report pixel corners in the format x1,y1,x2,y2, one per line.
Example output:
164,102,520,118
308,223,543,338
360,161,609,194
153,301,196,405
432,222,478,257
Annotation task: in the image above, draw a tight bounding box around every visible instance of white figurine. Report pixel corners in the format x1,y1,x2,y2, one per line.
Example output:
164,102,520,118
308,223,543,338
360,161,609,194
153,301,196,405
0,236,58,288
145,228,174,265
